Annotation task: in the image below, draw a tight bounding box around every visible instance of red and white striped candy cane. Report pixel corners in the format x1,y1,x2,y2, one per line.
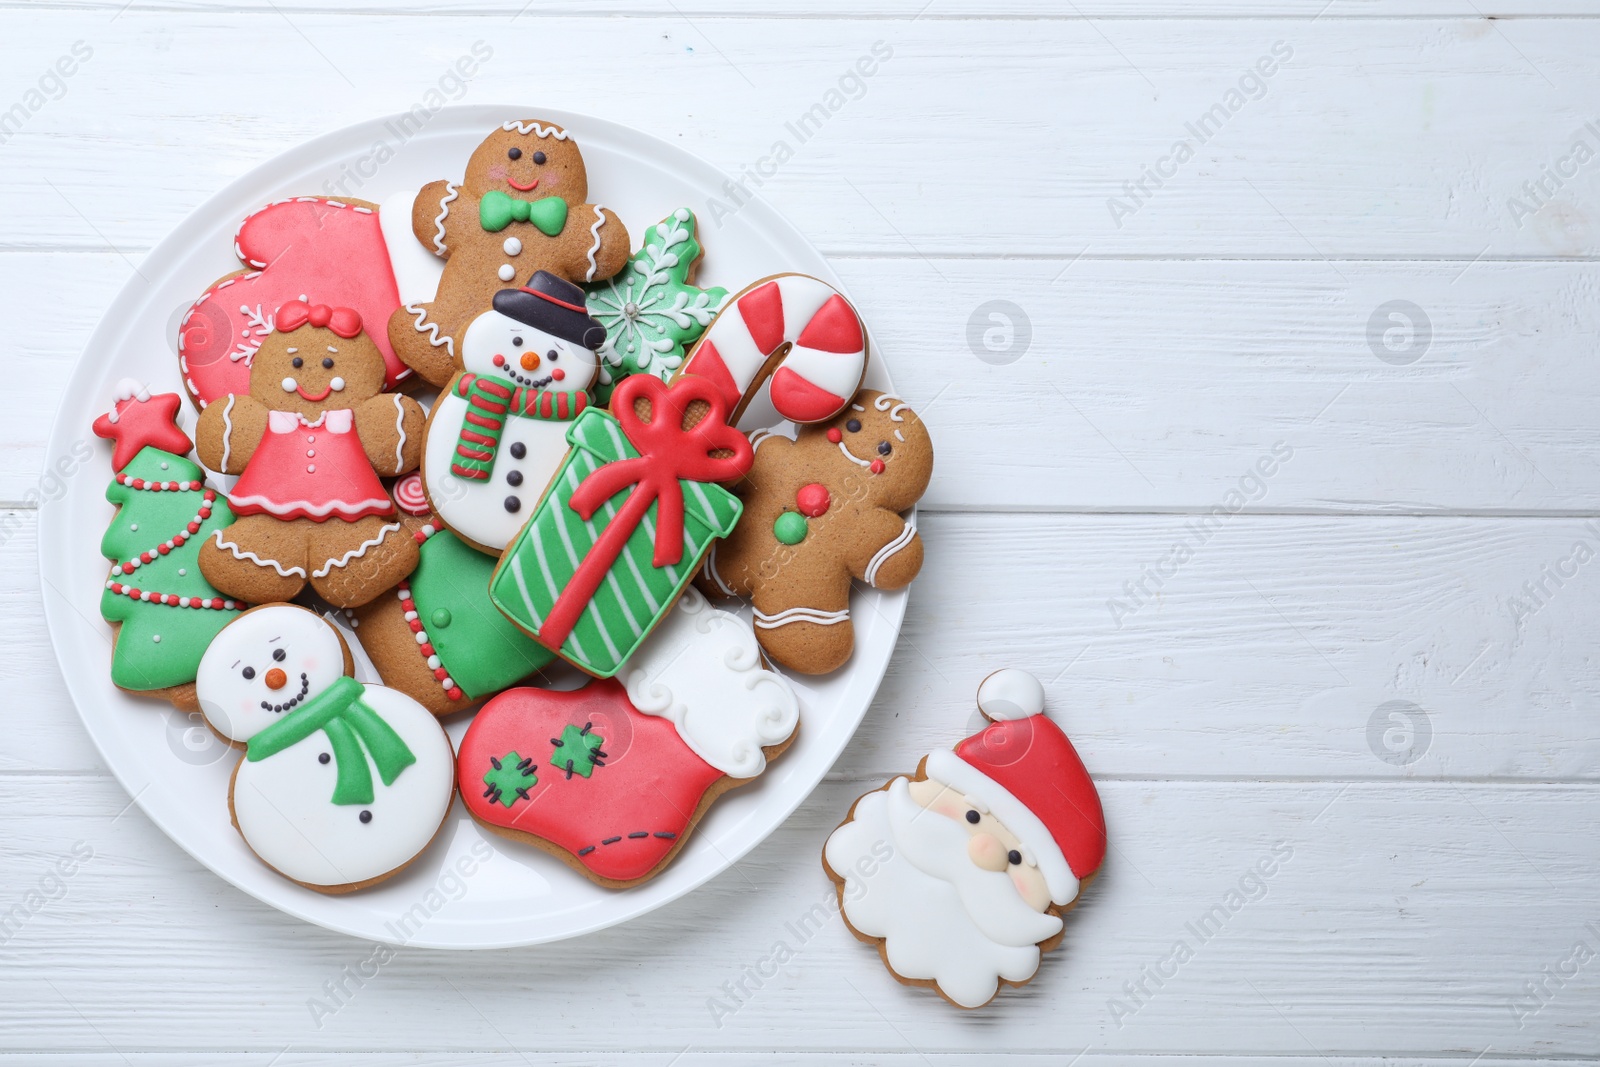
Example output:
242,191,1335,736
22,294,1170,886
676,273,867,425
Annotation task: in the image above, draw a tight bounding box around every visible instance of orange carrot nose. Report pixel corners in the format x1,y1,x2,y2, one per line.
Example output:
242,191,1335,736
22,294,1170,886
520,351,541,371
265,668,287,690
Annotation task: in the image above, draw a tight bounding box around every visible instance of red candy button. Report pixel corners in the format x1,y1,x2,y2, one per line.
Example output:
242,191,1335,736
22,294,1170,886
796,483,830,517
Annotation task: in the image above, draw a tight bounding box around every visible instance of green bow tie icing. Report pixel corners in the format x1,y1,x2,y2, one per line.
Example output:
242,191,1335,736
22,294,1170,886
480,190,569,235
246,675,416,806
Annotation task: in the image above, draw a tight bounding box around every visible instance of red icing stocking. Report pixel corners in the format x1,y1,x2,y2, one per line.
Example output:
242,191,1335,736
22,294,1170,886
179,198,408,407
457,681,724,885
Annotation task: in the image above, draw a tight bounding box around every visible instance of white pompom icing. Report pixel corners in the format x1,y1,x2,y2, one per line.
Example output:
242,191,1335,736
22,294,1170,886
977,668,1045,721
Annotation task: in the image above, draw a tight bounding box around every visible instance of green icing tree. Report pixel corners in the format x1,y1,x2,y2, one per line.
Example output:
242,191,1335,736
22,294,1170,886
94,387,244,695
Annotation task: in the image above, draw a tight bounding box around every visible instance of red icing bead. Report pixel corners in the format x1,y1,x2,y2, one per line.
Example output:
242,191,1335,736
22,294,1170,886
796,483,830,517
420,643,435,657
447,687,464,701
433,667,449,681
869,459,886,474
826,427,842,444
157,544,170,555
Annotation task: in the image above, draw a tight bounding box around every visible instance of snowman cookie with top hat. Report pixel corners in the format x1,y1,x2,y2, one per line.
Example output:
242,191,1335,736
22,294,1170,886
196,604,455,893
824,669,1107,1008
420,270,605,554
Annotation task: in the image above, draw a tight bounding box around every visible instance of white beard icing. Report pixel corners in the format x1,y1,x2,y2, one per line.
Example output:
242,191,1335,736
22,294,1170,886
824,778,1063,1008
196,606,455,888
622,587,799,778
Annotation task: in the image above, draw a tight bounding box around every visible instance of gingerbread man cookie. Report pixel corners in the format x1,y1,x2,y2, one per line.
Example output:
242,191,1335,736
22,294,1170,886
824,670,1106,1008
387,120,631,388
194,300,426,608
700,390,933,674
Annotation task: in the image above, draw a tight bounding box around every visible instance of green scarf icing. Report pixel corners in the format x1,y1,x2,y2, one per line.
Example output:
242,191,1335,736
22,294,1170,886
245,675,415,805
480,191,568,235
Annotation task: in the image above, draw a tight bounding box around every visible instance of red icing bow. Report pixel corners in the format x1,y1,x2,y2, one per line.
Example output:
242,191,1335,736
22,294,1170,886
540,375,751,647
276,300,363,338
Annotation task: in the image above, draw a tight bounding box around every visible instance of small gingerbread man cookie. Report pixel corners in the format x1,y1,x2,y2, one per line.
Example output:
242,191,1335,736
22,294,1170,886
699,390,933,674
387,120,631,388
194,300,426,608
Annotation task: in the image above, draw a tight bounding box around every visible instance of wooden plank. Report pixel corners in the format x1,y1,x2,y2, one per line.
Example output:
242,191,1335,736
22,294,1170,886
8,253,1600,512
1,15,1599,257
0,775,1593,1054
16,512,1600,779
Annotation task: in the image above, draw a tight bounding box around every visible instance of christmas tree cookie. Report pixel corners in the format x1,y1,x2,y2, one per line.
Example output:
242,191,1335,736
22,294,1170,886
585,207,727,404
92,380,244,710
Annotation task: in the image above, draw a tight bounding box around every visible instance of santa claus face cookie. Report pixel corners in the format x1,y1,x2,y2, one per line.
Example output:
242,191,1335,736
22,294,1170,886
823,670,1106,1008
421,272,603,554
196,605,455,893
700,390,934,674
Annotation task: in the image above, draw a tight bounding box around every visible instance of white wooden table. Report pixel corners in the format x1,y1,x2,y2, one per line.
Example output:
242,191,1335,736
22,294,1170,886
4,2,1599,1062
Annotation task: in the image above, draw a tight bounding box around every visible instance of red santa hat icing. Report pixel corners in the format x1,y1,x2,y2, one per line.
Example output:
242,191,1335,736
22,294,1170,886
924,669,1107,907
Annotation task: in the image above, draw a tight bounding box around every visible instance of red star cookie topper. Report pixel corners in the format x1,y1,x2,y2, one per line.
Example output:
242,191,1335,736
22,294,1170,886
92,378,192,471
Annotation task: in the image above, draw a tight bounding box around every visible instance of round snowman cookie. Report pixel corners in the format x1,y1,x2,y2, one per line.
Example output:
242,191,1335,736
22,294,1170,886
421,270,605,554
196,604,456,893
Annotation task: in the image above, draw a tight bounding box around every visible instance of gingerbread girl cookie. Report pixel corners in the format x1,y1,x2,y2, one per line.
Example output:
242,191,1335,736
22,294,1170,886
387,119,631,388
824,670,1106,1008
194,300,425,608
700,390,933,674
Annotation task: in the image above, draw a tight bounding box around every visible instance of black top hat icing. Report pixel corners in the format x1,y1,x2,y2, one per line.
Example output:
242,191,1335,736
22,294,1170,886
492,270,606,351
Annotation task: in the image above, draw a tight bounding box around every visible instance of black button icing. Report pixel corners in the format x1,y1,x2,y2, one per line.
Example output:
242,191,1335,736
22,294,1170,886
505,496,521,513
509,442,527,459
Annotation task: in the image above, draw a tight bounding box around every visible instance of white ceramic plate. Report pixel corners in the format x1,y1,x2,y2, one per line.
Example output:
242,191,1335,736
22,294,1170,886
38,106,904,948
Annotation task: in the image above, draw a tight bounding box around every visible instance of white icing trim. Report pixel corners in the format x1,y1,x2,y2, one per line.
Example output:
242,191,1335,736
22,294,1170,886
501,120,570,139
584,206,606,282
228,494,393,520
432,183,459,256
219,395,237,471
864,521,915,587
836,439,873,468
753,605,848,629
925,748,1080,907
404,304,455,356
873,393,911,422
977,669,1046,721
704,542,736,597
391,394,406,472
311,522,401,578
210,529,306,578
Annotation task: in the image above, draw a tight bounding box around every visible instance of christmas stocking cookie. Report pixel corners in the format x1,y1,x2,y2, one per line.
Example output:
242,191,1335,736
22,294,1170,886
350,488,557,716
194,300,426,608
178,196,425,408
700,390,933,674
824,670,1106,1008
387,120,631,388
420,271,605,555
457,587,799,887
92,380,245,710
196,605,455,893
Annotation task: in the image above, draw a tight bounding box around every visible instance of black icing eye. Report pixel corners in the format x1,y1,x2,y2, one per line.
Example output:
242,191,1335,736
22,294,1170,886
322,357,334,369
512,336,523,348
272,648,286,662
532,151,546,165
845,418,861,433
291,357,303,369
965,809,980,824
242,666,256,680
547,349,559,362
877,441,892,456
508,147,521,160
1008,849,1023,866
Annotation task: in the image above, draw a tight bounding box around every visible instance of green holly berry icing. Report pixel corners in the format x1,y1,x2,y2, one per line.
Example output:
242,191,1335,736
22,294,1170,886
773,511,808,545
482,750,537,808
586,207,728,404
549,722,606,779
99,446,243,692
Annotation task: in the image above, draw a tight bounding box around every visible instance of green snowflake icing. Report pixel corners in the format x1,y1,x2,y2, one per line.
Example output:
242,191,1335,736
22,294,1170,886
549,723,607,780
586,207,728,393
482,751,537,808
